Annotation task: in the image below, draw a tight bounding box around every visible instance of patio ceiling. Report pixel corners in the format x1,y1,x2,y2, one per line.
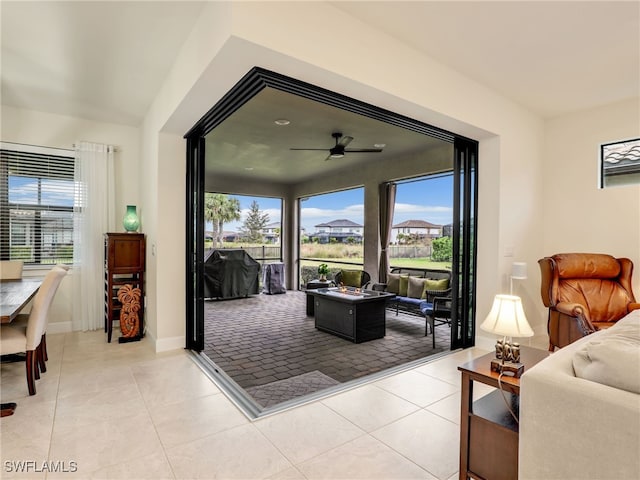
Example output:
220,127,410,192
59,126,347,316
204,87,448,185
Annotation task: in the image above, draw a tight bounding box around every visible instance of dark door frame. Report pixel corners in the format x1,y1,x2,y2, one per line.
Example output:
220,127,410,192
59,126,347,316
184,67,478,351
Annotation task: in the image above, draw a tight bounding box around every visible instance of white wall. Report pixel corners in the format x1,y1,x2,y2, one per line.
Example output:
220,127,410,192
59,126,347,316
141,1,546,350
540,98,640,299
1,105,141,332
506,98,640,348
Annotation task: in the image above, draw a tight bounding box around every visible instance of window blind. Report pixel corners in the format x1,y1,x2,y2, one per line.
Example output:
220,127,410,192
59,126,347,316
0,147,75,265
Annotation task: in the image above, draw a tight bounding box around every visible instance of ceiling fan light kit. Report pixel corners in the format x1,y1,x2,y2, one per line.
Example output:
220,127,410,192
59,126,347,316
291,132,383,161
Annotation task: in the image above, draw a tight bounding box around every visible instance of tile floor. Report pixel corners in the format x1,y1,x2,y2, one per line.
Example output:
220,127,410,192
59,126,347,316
1,330,491,479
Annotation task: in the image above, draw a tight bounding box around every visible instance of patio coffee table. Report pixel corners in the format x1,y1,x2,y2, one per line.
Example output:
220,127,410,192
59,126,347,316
306,287,396,343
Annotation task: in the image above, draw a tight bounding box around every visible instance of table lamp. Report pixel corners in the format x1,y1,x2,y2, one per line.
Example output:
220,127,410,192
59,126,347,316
480,294,534,377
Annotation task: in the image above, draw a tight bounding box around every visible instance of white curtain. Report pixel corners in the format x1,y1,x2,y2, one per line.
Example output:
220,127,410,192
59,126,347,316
72,142,116,331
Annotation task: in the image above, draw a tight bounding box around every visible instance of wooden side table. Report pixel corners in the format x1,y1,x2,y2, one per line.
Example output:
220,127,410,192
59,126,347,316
458,346,550,480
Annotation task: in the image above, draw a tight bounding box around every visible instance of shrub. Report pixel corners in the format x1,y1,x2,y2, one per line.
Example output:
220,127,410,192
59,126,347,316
431,236,453,262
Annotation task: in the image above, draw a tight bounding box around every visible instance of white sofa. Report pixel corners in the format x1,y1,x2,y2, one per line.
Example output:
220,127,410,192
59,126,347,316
519,310,640,480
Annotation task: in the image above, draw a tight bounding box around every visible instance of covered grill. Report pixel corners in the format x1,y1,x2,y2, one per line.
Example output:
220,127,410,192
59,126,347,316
203,249,260,299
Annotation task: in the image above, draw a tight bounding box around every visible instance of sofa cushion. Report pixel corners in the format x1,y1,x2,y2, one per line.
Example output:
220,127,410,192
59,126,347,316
399,275,410,296
572,312,640,394
340,269,362,287
421,278,450,298
419,301,434,315
386,273,401,294
425,278,449,291
407,276,426,299
396,296,423,307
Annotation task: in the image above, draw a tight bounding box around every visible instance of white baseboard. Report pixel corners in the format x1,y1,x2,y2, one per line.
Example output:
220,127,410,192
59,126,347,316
147,331,185,353
47,321,73,334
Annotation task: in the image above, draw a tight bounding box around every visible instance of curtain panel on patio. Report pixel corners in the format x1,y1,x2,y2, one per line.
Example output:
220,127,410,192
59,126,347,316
378,181,397,283
72,142,116,331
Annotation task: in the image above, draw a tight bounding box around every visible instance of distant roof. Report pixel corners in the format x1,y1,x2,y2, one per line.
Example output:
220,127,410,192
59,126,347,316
315,218,363,228
264,222,280,228
392,220,442,229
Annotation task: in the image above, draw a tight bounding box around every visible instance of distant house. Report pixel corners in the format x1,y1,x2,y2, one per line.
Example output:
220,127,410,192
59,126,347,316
221,231,241,242
391,220,443,244
262,222,281,243
308,219,363,244
206,230,241,243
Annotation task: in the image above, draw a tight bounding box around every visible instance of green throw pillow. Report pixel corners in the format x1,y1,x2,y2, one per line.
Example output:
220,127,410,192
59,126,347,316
341,269,362,287
421,277,450,298
386,273,401,294
407,276,426,299
399,275,409,296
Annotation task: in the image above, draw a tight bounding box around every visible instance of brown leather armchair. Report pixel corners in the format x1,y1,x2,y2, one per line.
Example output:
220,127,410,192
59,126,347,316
539,253,640,351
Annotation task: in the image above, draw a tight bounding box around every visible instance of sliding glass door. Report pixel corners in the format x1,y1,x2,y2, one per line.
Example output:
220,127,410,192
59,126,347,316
186,136,205,351
451,138,478,349
184,67,478,352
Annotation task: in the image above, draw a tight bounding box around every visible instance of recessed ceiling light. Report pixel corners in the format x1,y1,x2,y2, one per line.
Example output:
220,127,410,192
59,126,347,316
274,119,290,125
374,143,386,148
244,167,254,171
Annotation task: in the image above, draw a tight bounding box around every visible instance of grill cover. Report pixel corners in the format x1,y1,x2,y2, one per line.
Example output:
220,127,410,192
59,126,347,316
262,262,286,295
203,249,260,299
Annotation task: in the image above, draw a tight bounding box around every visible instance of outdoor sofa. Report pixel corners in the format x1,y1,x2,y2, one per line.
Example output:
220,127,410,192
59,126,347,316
372,267,452,346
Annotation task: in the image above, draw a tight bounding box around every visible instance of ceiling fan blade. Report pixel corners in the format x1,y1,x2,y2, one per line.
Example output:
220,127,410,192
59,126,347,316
290,148,329,151
338,135,354,147
344,148,384,153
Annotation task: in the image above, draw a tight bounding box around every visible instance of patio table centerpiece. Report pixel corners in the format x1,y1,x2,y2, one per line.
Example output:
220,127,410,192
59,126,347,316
318,263,330,282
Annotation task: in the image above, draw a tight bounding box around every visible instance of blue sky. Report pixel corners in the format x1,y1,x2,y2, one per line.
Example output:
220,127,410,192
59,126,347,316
9,176,75,206
217,174,453,233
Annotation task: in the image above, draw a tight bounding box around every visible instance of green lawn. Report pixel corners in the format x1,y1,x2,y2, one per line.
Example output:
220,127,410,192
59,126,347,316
300,257,451,270
209,241,452,271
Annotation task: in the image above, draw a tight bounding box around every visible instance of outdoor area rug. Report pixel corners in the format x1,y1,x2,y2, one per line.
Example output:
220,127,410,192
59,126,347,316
246,370,340,408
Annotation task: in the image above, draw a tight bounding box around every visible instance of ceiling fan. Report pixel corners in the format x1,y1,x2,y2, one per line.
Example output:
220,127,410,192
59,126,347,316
290,132,383,160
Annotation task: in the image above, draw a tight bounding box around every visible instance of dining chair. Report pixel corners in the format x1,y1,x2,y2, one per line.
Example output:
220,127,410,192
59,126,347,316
12,264,70,368
0,260,24,280
0,266,67,395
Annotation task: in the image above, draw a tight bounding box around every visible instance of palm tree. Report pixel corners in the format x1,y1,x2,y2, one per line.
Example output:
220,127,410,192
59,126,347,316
204,193,241,248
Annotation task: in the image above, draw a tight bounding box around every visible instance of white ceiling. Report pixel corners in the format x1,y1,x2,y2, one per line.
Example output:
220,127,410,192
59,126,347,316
2,1,637,125
0,1,205,126
330,1,639,119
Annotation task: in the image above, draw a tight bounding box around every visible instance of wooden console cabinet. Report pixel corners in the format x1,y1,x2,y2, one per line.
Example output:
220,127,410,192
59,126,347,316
104,233,145,343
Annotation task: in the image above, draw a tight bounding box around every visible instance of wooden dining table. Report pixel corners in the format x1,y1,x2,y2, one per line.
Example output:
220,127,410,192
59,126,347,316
1,277,42,417
1,278,42,323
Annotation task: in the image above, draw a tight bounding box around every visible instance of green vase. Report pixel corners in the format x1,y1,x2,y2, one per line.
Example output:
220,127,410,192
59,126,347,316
123,205,140,232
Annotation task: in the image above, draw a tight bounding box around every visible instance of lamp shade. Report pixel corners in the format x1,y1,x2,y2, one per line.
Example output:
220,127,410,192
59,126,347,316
511,262,528,279
480,294,534,338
